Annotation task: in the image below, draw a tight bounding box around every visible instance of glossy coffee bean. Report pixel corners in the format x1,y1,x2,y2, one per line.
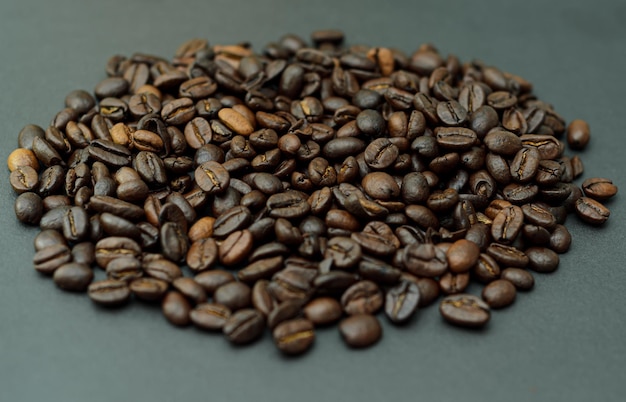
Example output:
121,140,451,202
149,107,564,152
273,318,315,355
88,279,130,306
501,268,534,291
481,279,516,308
162,291,191,326
439,294,490,328
223,309,265,345
384,281,420,324
339,314,382,348
53,262,94,291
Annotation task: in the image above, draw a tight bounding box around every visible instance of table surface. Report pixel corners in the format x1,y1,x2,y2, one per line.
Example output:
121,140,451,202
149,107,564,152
1,0,625,401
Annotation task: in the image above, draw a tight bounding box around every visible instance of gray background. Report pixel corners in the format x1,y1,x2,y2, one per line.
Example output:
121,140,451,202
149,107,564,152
1,0,625,401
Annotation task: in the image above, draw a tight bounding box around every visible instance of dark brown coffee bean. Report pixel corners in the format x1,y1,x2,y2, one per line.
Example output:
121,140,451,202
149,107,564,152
341,280,383,315
339,314,382,348
34,229,66,251
129,277,169,301
172,277,207,304
10,166,39,194
510,147,539,183
190,303,232,331
549,224,572,253
483,129,522,156
490,205,524,244
439,294,490,328
574,197,610,225
194,161,230,194
223,308,265,345
212,206,252,238
88,279,130,306
473,253,501,283
238,256,284,283
53,262,94,291
214,282,252,311
482,279,516,309
273,318,315,355
219,230,253,266
160,222,188,263
143,258,182,283
186,238,218,272
439,272,470,295
304,297,342,326
324,237,362,270
403,243,448,277
162,291,191,326
14,192,44,225
566,119,590,150
194,270,235,295
106,257,142,282
501,268,534,291
385,281,420,324
486,243,529,268
525,247,559,273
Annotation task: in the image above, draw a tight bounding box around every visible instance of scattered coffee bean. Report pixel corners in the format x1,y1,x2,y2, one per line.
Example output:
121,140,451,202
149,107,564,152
481,279,516,308
339,314,382,348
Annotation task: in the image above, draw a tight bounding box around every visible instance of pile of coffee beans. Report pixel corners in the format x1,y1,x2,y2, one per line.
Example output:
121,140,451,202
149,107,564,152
8,30,617,354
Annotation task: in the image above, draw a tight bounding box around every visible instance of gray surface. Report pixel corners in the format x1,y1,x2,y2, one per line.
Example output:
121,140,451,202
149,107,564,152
1,0,625,401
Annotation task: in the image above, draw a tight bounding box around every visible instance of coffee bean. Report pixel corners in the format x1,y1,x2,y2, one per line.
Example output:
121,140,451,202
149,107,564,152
303,297,342,326
481,279,516,308
439,294,490,328
501,268,534,291
385,281,420,324
162,291,191,326
525,247,559,273
172,277,207,304
581,178,618,201
339,314,382,348
15,192,44,225
223,309,265,344
53,262,94,291
575,197,610,225
273,319,315,355
341,280,383,315
106,256,142,282
190,303,232,331
566,119,590,150
88,279,130,306
129,277,169,301
214,282,252,311
33,244,72,274
446,239,480,273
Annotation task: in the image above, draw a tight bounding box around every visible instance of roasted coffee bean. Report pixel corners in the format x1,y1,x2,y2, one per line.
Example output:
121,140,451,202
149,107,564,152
439,272,470,295
34,229,66,251
482,279,516,309
219,230,253,266
404,243,448,277
575,197,610,225
500,268,534,291
525,247,559,273
214,282,252,311
273,318,315,355
160,222,188,262
446,239,480,273
385,281,420,324
267,299,305,329
581,178,618,201
304,297,342,326
14,192,44,225
473,253,501,283
190,303,232,331
162,291,192,326
143,258,182,283
53,262,94,291
194,270,235,295
486,243,529,268
566,119,590,150
549,224,572,253
10,166,39,194
324,237,362,270
223,308,265,344
195,161,230,194
129,277,168,302
439,294,490,328
490,205,523,244
88,279,130,306
106,256,142,282
341,280,383,315
94,237,141,269
339,314,382,348
186,238,218,272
